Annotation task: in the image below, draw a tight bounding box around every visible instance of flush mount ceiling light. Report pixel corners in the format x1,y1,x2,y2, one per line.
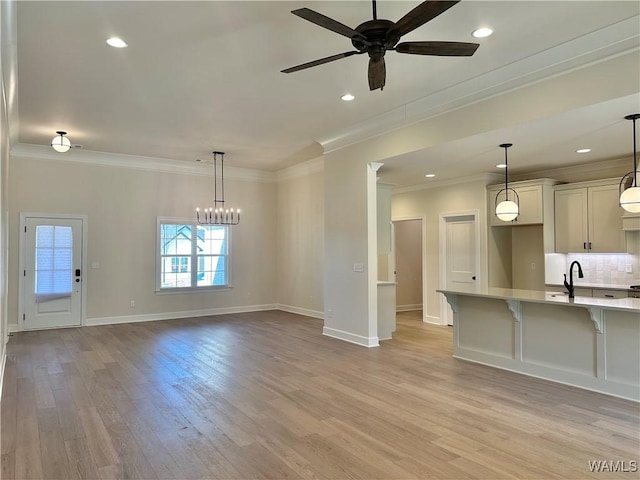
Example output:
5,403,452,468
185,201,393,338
196,151,241,225
425,173,435,178
341,94,355,101
51,131,71,153
576,148,591,153
619,113,640,213
495,143,519,222
106,37,128,48
472,27,493,38
496,163,507,168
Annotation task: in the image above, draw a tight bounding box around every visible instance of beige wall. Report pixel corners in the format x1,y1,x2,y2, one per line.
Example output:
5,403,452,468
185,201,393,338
1,0,18,371
394,219,422,309
392,179,490,322
512,225,545,290
276,158,324,316
8,155,277,328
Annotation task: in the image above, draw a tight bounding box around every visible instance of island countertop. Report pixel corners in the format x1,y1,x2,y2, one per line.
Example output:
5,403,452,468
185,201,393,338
436,287,640,313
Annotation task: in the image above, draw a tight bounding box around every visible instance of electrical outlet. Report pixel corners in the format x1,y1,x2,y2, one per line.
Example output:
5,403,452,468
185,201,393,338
130,300,135,308
531,262,536,270
626,263,633,273
353,263,364,272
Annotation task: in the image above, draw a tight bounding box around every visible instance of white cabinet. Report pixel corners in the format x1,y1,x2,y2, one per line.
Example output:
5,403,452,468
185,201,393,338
554,180,625,253
488,179,558,228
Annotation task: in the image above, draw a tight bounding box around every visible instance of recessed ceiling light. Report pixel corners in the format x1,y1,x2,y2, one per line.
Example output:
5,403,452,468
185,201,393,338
496,163,507,168
576,148,591,153
425,173,436,178
341,94,355,101
472,27,493,38
106,37,128,48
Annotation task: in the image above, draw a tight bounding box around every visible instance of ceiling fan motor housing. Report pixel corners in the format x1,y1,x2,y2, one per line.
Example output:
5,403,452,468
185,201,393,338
353,19,399,55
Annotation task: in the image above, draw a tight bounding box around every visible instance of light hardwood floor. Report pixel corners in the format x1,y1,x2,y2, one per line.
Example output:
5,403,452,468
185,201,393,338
1,310,638,479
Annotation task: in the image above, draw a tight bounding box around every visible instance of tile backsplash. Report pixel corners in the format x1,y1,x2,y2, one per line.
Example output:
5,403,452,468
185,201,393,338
545,253,640,287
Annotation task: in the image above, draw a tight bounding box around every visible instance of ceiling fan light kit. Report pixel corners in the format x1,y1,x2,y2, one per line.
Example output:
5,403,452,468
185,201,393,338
51,131,71,153
195,151,241,225
282,0,479,91
495,143,519,222
619,113,640,213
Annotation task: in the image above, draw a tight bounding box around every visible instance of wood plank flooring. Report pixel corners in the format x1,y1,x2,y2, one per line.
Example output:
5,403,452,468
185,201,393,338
1,310,638,479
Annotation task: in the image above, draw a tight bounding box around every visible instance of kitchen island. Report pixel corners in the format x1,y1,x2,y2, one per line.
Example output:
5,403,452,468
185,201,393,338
437,287,640,401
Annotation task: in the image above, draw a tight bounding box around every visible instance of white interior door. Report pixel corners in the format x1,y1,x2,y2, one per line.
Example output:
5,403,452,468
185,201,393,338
442,214,478,325
446,216,477,290
23,217,83,330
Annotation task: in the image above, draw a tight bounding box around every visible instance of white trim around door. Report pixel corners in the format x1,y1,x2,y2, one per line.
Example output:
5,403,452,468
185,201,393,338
19,213,88,331
439,210,481,326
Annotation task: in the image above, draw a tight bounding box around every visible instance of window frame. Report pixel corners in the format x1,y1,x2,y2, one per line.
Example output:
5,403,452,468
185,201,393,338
155,217,232,294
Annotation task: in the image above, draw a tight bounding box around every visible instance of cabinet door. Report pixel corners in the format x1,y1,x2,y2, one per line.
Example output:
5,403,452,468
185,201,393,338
588,184,625,253
512,185,543,225
555,188,588,253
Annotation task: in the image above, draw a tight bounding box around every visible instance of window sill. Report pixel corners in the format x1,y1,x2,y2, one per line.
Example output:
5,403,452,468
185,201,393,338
155,285,233,295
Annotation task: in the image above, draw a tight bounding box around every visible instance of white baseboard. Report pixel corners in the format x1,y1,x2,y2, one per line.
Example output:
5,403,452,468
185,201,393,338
85,304,279,327
277,304,324,319
424,314,445,325
396,304,423,312
322,326,379,347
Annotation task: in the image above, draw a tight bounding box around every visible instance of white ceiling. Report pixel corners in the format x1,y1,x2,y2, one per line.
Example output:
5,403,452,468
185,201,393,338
14,1,640,185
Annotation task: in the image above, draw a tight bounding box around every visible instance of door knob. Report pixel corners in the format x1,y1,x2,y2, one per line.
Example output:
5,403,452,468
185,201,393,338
472,276,476,280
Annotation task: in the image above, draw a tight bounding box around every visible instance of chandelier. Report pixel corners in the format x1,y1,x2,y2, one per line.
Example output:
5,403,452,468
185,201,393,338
619,113,640,213
195,151,241,225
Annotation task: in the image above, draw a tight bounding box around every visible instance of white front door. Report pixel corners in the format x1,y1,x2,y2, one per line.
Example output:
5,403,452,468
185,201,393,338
23,217,83,330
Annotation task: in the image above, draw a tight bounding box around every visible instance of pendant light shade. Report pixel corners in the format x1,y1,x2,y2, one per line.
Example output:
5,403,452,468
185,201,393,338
51,131,71,153
619,114,640,213
495,143,519,222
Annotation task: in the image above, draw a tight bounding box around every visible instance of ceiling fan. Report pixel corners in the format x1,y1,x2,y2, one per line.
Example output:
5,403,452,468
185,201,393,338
281,0,479,91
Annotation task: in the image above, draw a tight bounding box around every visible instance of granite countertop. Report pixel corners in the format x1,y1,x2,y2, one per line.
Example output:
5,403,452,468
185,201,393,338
436,287,640,313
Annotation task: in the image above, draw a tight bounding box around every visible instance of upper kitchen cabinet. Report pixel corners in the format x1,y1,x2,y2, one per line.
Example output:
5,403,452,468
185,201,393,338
554,179,625,253
488,179,558,227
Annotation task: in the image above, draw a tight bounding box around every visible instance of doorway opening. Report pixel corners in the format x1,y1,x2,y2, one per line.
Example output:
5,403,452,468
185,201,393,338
391,216,426,322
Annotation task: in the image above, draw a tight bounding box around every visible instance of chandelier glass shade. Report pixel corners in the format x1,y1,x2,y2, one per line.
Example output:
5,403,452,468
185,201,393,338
495,143,519,222
619,114,640,213
196,151,241,225
51,131,71,153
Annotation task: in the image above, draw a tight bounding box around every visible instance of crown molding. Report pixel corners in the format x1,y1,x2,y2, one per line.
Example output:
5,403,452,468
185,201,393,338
10,143,277,182
317,16,640,153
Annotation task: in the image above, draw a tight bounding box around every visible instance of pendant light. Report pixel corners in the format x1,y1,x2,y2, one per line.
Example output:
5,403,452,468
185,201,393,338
619,113,640,213
495,143,519,222
195,151,241,225
51,131,71,153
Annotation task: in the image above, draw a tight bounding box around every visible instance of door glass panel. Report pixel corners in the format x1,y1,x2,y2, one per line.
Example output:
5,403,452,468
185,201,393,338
35,225,73,297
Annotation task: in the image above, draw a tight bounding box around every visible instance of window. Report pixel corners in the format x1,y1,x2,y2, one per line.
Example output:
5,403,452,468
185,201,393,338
157,220,230,291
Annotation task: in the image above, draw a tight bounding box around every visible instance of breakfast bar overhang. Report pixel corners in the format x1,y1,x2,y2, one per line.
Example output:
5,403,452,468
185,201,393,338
437,288,640,401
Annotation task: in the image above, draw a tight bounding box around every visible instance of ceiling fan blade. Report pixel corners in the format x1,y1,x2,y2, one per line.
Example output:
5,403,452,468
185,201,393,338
395,41,479,56
292,8,365,40
393,1,460,37
368,57,386,91
282,51,361,73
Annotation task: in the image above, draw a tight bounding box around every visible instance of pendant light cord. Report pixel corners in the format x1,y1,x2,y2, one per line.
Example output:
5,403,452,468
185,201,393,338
633,116,637,188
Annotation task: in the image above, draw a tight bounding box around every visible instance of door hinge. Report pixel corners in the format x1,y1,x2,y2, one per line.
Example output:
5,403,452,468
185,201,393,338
24,226,27,233
23,313,25,321
24,270,26,277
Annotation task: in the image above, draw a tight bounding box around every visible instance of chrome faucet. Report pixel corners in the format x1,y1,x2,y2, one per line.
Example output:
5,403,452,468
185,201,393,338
563,261,584,299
